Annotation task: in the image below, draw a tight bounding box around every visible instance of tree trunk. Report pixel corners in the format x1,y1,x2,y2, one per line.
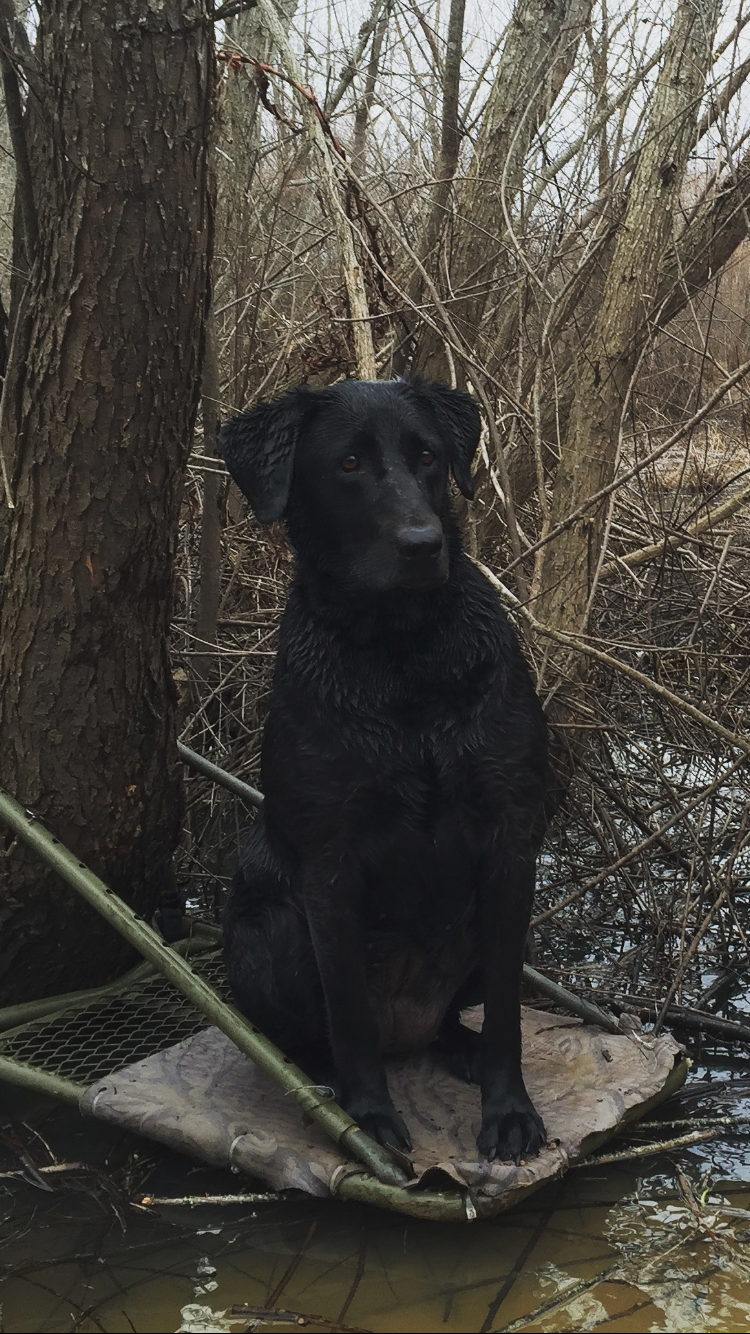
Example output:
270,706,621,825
409,0,591,380
399,0,465,334
0,0,212,1001
506,143,750,508
535,0,721,647
223,0,299,201
195,306,222,678
352,0,392,169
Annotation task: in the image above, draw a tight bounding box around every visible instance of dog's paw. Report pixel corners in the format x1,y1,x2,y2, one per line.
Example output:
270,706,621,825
477,1093,546,1164
434,1024,481,1084
347,1097,412,1152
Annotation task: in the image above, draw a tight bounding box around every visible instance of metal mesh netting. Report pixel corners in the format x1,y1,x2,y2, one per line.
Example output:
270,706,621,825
0,953,230,1090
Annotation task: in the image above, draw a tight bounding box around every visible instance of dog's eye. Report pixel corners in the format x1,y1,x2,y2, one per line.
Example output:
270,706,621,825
419,450,436,466
341,455,360,472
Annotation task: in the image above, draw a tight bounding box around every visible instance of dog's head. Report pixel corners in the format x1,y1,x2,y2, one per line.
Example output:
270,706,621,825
219,378,480,593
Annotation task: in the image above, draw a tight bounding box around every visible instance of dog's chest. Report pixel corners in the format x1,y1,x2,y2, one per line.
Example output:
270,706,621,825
384,731,478,818
354,724,495,887
360,772,479,944
352,681,508,816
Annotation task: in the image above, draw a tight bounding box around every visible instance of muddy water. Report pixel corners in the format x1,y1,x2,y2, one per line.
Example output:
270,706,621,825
1,1068,750,1334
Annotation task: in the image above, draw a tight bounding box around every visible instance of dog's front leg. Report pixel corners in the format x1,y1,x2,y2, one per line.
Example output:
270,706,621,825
477,843,546,1163
304,864,412,1153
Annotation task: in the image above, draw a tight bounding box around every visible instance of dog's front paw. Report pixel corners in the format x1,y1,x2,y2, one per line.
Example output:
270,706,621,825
477,1091,546,1164
346,1095,412,1152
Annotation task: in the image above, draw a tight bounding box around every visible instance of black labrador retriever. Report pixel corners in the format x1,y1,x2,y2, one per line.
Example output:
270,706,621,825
220,377,548,1163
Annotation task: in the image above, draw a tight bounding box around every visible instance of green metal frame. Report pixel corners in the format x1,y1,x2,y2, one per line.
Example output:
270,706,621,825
177,742,263,808
0,784,414,1191
0,752,686,1222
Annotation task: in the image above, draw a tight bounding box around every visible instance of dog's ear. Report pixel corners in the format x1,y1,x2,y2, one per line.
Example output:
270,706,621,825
408,379,481,500
219,389,311,523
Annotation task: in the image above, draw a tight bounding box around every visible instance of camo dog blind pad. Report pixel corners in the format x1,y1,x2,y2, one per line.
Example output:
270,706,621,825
81,1007,686,1207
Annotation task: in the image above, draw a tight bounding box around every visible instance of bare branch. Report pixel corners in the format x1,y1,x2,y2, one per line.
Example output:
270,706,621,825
244,0,376,377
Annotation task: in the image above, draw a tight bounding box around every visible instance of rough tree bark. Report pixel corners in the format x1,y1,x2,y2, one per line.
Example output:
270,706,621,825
535,0,722,644
0,0,212,1001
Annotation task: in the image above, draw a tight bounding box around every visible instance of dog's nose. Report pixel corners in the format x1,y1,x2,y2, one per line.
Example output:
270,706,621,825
396,525,443,559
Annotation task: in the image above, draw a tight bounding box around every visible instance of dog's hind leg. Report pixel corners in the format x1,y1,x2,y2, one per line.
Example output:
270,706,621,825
223,832,335,1088
433,969,482,1084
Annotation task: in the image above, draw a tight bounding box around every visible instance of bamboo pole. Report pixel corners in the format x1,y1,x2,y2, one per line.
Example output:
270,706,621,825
0,785,407,1189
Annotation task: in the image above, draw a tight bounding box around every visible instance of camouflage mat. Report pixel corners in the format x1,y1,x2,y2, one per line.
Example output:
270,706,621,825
81,1007,687,1209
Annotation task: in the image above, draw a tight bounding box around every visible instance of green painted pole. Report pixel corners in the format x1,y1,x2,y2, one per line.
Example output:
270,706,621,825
0,1054,83,1106
178,742,263,808
0,787,407,1189
522,965,620,1034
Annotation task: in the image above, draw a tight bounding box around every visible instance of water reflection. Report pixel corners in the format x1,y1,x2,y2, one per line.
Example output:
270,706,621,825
1,1073,750,1333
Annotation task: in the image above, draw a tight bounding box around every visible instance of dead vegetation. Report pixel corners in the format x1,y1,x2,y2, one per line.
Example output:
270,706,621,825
168,0,747,1029
174,0,750,1023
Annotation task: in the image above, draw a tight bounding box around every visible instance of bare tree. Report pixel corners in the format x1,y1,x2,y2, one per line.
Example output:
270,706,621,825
409,0,592,379
536,0,723,643
0,0,212,999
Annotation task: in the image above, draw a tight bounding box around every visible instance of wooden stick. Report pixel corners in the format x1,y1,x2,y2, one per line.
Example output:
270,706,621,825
577,1127,717,1166
230,1307,372,1333
178,740,263,807
600,476,750,579
138,1190,289,1206
591,989,750,1046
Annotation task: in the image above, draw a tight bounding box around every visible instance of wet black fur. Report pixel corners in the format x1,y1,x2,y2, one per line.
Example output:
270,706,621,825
220,377,548,1162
